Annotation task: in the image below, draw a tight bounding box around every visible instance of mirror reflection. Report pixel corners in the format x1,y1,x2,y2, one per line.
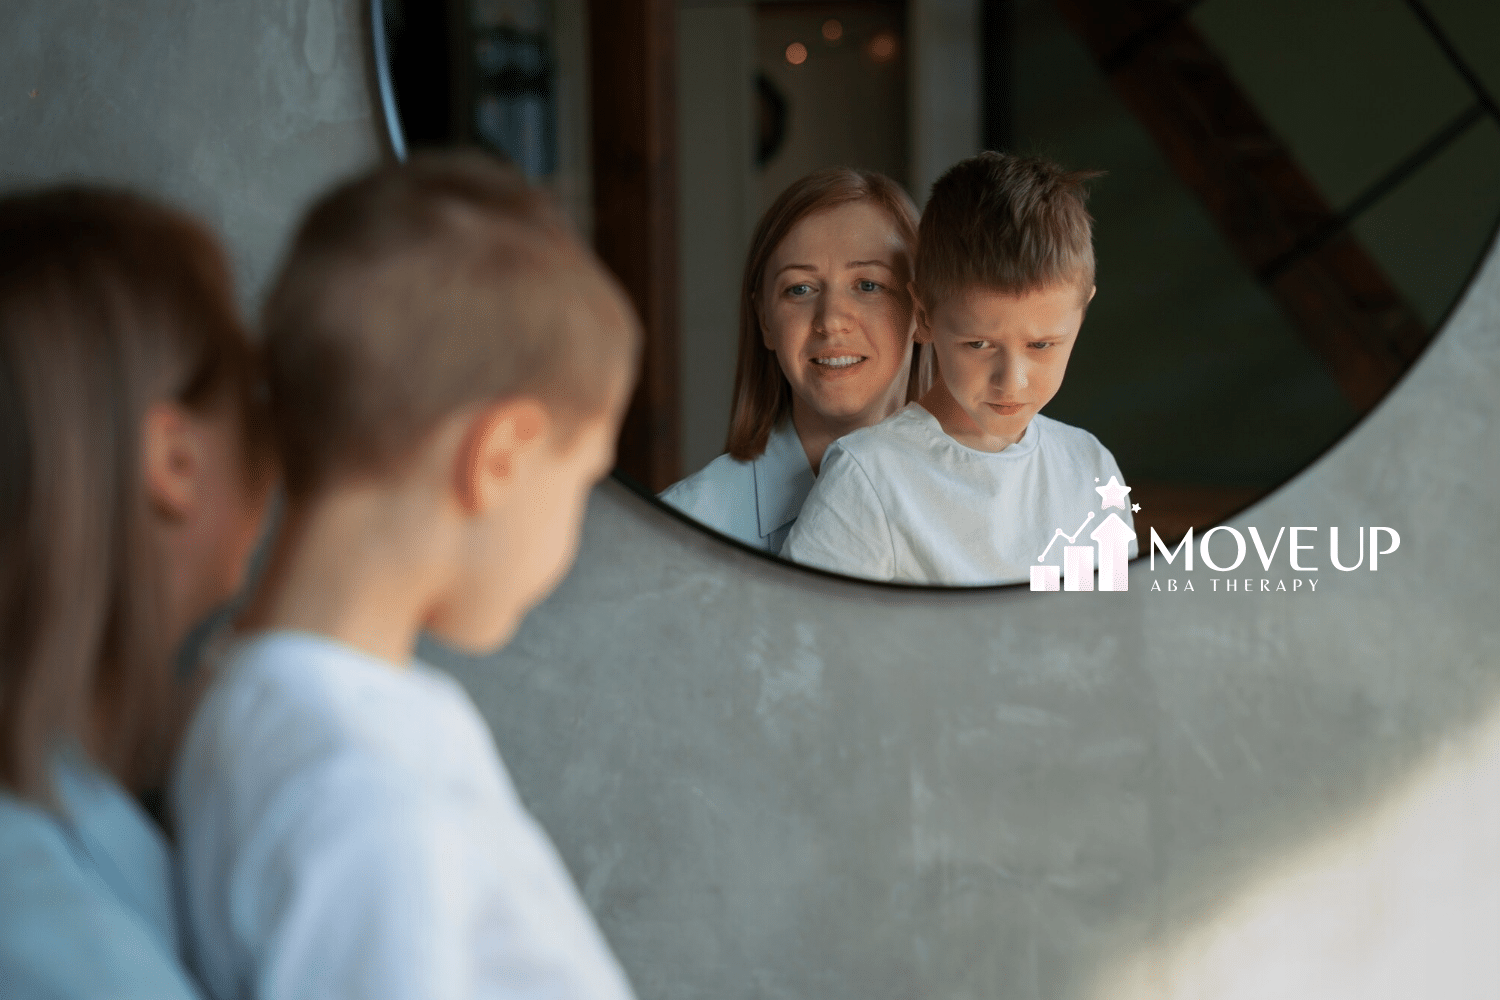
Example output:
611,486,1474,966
663,154,1142,588
379,0,1500,587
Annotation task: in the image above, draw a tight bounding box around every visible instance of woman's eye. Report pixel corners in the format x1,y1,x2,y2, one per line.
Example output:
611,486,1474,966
856,279,882,293
786,283,813,297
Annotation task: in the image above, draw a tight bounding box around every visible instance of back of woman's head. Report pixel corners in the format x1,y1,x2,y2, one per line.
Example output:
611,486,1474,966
725,167,921,461
0,187,264,801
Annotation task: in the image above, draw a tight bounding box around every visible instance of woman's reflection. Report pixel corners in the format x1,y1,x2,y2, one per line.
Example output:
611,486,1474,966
661,168,922,553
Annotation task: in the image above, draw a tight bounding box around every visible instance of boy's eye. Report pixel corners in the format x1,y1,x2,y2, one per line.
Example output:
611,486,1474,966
1029,341,1054,350
966,340,992,350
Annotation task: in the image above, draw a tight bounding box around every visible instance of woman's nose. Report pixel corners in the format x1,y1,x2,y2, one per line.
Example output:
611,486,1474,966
816,287,856,335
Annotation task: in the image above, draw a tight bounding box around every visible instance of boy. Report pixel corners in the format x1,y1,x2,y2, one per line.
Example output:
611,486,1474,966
782,152,1134,586
171,154,641,999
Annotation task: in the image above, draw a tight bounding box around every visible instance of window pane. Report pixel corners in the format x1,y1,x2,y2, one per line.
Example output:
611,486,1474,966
1353,117,1500,327
1193,0,1474,208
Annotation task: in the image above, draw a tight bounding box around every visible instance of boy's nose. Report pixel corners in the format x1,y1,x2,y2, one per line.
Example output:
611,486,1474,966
990,355,1028,391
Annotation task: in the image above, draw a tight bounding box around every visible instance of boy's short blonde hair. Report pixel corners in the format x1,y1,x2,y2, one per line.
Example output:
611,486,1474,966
916,151,1101,311
263,152,640,500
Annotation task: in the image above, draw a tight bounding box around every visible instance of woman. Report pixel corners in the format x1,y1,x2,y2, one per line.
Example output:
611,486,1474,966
0,188,272,997
662,168,923,554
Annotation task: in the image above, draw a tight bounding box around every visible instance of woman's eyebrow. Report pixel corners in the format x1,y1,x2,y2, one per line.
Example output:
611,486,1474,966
773,263,817,277
847,259,895,270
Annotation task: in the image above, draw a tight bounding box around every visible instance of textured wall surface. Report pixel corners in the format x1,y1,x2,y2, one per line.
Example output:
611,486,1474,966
0,0,380,307
4,3,1498,998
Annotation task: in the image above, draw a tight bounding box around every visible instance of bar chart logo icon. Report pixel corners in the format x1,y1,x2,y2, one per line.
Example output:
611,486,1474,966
1030,476,1138,592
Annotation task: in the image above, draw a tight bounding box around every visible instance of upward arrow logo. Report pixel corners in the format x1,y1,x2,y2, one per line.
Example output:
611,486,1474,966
1030,480,1138,593
1090,512,1136,592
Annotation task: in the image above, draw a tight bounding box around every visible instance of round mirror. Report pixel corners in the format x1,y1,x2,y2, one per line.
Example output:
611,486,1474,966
373,0,1500,588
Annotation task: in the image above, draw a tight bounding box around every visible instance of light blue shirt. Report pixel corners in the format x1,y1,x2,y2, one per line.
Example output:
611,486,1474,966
659,419,815,554
0,752,202,999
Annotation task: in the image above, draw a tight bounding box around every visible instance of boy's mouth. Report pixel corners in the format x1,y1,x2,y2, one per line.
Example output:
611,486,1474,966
986,402,1025,416
811,355,865,369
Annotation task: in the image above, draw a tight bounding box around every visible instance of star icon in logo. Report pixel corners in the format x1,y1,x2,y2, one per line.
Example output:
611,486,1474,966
1131,502,1141,513
1095,475,1132,510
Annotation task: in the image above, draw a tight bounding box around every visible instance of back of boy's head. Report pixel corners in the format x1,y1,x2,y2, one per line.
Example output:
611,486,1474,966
262,152,641,501
916,151,1101,312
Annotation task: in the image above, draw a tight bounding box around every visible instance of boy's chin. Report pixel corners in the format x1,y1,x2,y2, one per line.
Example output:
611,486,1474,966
970,408,1034,438
426,614,522,657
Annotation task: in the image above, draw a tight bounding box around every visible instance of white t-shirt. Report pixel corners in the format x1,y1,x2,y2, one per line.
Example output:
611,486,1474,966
781,404,1136,585
171,631,635,1000
659,418,813,554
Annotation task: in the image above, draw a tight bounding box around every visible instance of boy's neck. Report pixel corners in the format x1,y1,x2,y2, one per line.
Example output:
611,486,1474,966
919,378,1029,453
253,483,455,666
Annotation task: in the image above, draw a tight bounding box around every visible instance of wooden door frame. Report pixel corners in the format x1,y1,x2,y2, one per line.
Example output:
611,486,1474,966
590,0,681,493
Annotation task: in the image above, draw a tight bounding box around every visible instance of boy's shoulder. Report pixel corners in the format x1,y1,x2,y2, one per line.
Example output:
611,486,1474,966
177,633,479,810
218,630,463,705
1029,412,1111,457
195,632,423,736
823,409,1119,498
828,403,943,463
831,405,1106,463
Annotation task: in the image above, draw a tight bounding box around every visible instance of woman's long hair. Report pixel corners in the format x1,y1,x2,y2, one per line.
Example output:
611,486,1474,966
724,168,922,461
0,187,266,801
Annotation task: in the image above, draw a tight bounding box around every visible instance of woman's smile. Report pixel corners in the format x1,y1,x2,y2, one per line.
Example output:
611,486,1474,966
810,353,867,372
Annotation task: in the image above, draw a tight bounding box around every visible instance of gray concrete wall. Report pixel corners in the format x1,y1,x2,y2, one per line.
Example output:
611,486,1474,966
6,2,1499,998
0,0,380,308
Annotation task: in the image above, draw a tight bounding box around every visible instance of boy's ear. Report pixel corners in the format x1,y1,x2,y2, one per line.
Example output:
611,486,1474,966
908,282,934,345
1078,284,1097,320
142,401,203,521
454,398,551,514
